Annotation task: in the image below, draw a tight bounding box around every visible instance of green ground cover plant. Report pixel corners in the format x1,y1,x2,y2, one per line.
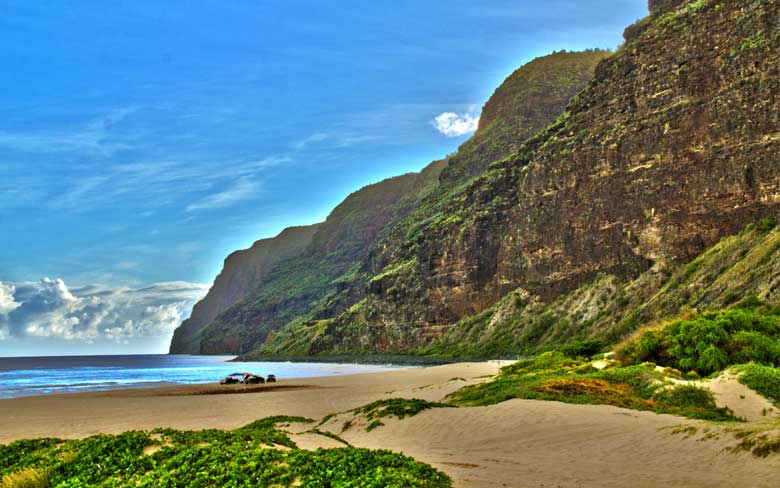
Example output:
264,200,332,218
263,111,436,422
0,416,451,488
448,352,736,421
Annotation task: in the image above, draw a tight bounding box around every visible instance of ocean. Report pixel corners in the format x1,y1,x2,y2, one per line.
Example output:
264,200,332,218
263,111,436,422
0,354,412,399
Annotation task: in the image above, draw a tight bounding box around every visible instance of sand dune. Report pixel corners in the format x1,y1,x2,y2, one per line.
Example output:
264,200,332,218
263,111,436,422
705,372,778,421
1,361,778,487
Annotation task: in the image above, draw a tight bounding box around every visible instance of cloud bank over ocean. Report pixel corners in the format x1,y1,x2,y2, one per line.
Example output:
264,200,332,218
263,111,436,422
0,279,209,348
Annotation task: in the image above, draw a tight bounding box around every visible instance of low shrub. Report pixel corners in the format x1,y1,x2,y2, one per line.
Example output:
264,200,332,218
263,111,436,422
618,301,780,375
655,384,710,407
557,339,605,359
533,378,653,409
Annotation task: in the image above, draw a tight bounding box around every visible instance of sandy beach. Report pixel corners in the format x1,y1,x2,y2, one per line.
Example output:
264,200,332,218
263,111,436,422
1,361,777,487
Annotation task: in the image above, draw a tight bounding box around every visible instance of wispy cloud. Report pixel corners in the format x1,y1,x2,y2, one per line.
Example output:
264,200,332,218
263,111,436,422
0,103,297,214
432,111,480,137
0,107,138,156
293,132,330,150
185,177,260,212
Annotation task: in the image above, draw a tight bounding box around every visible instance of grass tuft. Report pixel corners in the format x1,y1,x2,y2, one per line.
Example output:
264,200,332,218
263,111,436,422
351,398,455,432
735,363,780,406
0,468,51,488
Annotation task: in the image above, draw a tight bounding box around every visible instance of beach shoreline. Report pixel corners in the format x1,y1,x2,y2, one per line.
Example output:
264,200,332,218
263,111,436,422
1,361,778,487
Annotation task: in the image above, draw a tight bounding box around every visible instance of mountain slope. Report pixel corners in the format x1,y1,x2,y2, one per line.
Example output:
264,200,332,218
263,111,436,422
261,0,780,357
193,164,446,354
172,50,608,356
425,219,780,356
169,225,319,354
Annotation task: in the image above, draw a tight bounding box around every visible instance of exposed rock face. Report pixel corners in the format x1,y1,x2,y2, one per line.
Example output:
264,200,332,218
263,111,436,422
300,0,780,355
648,0,686,14
169,225,318,354
426,221,780,357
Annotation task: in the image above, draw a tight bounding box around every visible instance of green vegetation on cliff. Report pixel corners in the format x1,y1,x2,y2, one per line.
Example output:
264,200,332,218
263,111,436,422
170,225,320,354
438,49,612,186
191,165,447,354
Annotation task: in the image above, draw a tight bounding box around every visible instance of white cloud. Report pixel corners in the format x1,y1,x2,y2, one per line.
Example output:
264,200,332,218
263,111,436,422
432,111,480,137
0,278,209,343
0,283,19,340
0,283,19,315
185,177,260,212
247,155,292,169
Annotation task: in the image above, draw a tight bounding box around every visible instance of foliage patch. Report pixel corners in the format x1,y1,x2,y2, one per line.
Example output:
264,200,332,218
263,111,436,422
618,300,780,376
448,352,736,421
0,417,451,487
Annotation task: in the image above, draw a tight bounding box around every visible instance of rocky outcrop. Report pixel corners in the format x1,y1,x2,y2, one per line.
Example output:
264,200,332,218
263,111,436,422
648,0,686,14
425,220,780,356
169,225,319,354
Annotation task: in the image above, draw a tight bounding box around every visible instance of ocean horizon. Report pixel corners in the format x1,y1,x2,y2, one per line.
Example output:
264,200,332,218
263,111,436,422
0,354,413,399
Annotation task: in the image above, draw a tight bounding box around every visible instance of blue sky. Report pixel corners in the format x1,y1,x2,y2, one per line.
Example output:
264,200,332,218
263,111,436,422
0,0,648,355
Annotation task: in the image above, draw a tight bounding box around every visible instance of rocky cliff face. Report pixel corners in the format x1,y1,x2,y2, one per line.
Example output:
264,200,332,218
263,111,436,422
169,225,318,354
191,164,447,354
176,0,780,359
172,50,605,356
285,0,780,356
439,50,612,186
425,219,780,357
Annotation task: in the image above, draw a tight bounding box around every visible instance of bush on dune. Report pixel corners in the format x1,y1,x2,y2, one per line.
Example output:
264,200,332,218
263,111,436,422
617,299,780,376
0,468,51,488
448,352,735,421
351,398,454,432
